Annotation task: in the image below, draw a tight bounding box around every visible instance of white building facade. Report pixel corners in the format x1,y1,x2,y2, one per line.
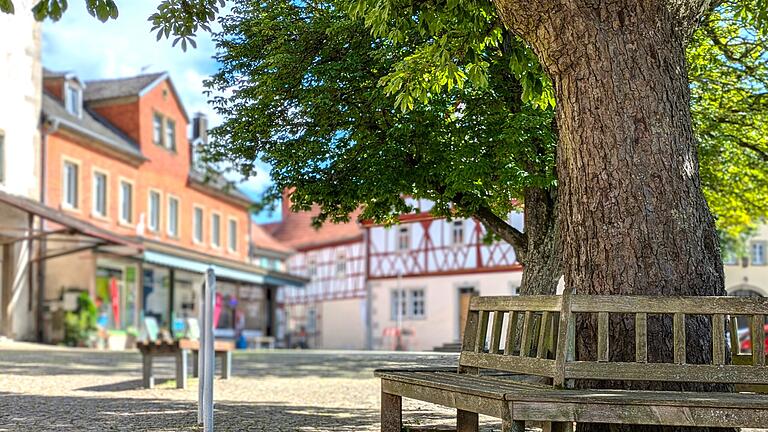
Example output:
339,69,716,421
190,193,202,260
0,1,42,340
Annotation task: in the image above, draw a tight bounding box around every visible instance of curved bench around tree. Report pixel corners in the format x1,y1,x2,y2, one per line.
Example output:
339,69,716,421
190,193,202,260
376,294,768,431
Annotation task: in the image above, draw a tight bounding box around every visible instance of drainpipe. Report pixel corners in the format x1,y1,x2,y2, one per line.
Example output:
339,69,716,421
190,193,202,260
36,117,58,342
364,226,372,350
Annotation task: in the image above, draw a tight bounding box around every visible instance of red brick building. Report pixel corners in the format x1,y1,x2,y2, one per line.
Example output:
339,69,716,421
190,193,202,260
40,69,303,345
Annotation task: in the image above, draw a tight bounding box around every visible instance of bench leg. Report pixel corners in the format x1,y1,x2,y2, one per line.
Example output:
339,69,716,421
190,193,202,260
381,390,401,432
457,409,478,432
547,422,573,432
142,354,154,389
176,349,188,389
503,420,525,432
221,351,232,379
191,350,199,378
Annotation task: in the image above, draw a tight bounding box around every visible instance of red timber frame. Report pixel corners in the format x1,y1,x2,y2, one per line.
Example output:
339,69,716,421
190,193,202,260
365,214,522,280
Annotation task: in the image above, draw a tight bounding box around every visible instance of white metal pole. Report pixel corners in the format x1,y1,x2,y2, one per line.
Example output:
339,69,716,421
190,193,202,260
202,267,216,431
197,277,206,424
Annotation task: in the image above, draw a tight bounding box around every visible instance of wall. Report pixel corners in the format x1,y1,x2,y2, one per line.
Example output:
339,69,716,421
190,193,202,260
319,297,367,350
0,0,41,340
370,270,523,351
725,224,768,296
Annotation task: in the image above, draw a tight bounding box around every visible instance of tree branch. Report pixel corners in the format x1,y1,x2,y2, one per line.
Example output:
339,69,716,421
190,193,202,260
472,204,529,262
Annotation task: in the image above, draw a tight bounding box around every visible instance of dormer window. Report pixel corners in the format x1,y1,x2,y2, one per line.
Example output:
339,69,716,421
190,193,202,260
65,81,83,118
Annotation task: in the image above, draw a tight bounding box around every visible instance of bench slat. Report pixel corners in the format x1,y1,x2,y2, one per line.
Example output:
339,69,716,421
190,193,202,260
521,311,534,357
537,311,551,359
713,314,725,365
674,312,686,364
460,351,556,377
597,312,609,362
470,296,562,312
753,314,765,366
490,311,505,354
475,311,489,353
565,361,768,384
504,311,518,355
571,295,768,315
635,313,647,363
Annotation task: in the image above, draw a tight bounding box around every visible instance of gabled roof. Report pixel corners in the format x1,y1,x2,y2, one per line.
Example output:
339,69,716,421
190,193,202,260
251,223,293,255
264,207,363,250
83,72,166,101
83,72,190,122
42,92,144,161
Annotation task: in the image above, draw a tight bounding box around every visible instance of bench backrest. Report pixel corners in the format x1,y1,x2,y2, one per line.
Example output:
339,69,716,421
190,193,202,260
458,295,565,380
564,294,768,386
459,294,768,388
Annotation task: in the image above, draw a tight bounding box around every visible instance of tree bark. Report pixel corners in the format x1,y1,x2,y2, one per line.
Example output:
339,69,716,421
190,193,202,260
492,2,727,431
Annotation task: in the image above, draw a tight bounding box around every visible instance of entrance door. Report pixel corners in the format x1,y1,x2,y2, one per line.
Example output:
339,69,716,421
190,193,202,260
458,287,477,340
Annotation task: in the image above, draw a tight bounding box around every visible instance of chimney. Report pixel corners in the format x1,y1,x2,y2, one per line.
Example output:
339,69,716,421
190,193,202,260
192,112,208,144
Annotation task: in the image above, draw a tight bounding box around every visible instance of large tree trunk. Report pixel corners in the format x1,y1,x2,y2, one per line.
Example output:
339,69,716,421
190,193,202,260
519,186,560,296
493,2,727,431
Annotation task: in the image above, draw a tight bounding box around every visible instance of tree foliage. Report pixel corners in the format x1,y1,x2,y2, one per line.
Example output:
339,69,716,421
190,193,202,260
204,0,555,241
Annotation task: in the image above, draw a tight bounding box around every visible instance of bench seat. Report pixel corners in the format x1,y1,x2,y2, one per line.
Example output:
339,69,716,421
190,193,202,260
507,388,768,428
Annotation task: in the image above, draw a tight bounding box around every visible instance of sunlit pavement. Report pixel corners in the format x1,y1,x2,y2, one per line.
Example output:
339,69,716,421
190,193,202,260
0,341,510,431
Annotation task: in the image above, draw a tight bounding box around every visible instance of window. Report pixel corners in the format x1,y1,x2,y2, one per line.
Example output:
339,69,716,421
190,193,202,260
259,257,269,269
452,220,464,245
92,171,107,217
211,213,221,247
391,289,408,321
336,253,347,276
65,82,82,117
119,181,133,224
0,131,5,183
165,118,176,151
509,283,520,296
752,242,766,266
409,289,425,318
167,196,179,237
153,113,163,145
228,218,238,252
62,160,79,209
397,226,409,251
307,255,317,277
193,206,204,243
148,191,161,232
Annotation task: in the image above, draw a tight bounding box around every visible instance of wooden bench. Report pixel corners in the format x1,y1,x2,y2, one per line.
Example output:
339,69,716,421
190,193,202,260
137,339,235,389
376,294,768,431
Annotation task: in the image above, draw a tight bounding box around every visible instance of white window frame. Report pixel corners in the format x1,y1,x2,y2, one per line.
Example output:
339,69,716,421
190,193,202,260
307,254,317,277
61,157,81,210
391,289,408,321
64,81,83,118
227,217,238,253
752,241,767,266
451,220,464,245
193,204,205,244
152,112,164,145
397,226,410,252
118,178,134,225
91,168,109,219
147,189,162,233
336,252,347,277
167,195,180,238
165,118,176,151
409,289,426,319
211,212,222,248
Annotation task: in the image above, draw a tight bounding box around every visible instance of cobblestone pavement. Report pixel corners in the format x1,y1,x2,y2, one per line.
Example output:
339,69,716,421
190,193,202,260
0,341,506,431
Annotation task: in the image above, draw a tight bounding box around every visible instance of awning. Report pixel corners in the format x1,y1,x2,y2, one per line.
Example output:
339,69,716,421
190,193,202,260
144,250,265,284
0,189,142,259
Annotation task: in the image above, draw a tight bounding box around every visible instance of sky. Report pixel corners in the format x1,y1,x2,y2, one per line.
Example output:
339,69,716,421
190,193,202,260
41,1,279,223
